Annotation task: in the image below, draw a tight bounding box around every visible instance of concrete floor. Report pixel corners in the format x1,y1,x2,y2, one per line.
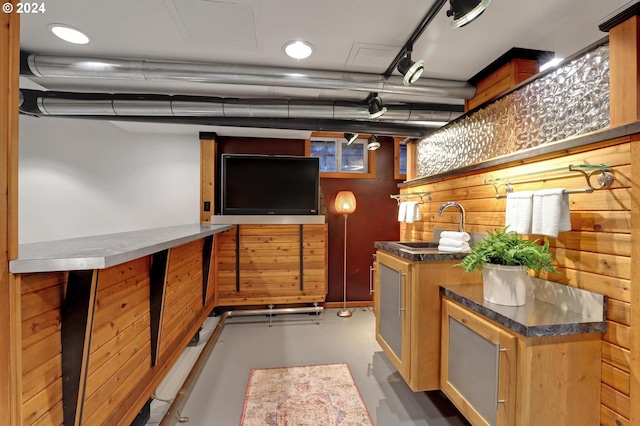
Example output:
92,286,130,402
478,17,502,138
146,308,470,426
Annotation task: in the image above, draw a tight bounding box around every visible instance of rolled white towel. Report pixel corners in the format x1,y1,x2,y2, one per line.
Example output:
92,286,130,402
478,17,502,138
440,231,470,241
439,237,468,248
438,243,471,253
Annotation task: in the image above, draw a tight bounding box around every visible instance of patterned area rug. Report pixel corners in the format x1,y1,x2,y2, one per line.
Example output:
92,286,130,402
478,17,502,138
240,363,374,426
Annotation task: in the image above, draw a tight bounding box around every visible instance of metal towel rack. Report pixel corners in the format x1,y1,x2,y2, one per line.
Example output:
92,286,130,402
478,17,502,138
483,164,615,199
390,191,432,204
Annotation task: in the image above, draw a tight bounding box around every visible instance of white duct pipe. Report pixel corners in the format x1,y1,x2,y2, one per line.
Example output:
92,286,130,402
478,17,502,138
23,53,477,101
27,91,461,123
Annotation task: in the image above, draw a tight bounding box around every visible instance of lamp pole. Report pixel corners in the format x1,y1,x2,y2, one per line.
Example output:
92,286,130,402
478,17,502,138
337,212,352,317
334,190,356,318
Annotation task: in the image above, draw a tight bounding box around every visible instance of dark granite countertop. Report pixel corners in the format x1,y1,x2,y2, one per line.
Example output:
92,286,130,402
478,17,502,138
440,283,607,337
374,241,469,262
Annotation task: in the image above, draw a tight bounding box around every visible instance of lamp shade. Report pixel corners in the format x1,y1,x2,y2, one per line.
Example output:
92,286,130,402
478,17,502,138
344,132,359,145
397,56,425,86
447,0,491,28
335,191,356,215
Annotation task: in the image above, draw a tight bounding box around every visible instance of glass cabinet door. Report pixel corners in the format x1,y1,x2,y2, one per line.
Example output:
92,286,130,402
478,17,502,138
375,251,411,381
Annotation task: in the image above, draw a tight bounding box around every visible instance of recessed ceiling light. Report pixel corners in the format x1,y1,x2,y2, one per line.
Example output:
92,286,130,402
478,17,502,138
283,41,313,59
49,24,90,45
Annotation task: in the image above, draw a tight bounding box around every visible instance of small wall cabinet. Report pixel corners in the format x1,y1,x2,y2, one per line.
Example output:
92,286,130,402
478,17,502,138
441,297,602,426
374,250,479,391
215,224,328,306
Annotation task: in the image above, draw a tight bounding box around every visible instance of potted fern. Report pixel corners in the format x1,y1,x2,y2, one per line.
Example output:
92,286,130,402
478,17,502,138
459,227,557,306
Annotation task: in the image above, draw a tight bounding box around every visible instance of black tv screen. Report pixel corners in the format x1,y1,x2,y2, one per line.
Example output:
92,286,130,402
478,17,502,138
221,154,320,215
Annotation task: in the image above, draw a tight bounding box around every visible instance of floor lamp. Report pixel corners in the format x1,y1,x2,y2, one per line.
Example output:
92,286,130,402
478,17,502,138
335,190,356,317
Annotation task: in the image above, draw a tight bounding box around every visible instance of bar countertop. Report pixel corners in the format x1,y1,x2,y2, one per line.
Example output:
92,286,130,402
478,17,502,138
9,223,233,273
440,283,607,337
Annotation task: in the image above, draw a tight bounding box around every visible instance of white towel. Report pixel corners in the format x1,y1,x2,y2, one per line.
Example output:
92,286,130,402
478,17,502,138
438,243,471,253
439,237,468,248
405,202,421,223
439,231,471,241
531,189,572,238
398,202,408,222
504,191,534,234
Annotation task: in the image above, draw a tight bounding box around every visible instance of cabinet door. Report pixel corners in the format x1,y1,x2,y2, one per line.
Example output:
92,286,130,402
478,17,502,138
441,299,516,426
375,251,411,381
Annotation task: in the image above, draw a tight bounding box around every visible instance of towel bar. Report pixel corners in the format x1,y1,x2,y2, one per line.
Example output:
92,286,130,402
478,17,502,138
390,191,432,204
483,164,614,198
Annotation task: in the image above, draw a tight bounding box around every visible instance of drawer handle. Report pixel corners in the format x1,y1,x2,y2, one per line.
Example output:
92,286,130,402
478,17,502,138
369,266,375,295
398,272,406,316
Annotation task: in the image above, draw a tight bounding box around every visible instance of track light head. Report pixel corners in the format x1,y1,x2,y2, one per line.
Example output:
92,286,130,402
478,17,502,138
397,54,425,86
446,0,491,28
344,133,359,145
368,94,387,119
367,135,381,151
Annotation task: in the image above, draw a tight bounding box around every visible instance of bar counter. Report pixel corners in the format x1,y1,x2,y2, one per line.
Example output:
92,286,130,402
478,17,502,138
10,223,232,273
14,223,232,425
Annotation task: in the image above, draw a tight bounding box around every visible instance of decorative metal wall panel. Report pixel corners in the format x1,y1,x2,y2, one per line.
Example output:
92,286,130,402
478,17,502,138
416,44,610,178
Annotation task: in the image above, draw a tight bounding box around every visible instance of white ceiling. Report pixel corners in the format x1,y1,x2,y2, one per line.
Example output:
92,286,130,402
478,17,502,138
18,0,630,138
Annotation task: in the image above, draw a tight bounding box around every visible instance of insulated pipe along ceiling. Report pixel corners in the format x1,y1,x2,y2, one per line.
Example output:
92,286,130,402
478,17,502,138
20,89,462,123
21,53,477,101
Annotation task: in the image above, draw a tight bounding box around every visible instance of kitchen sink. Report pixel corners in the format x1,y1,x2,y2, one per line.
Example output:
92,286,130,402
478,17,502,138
386,241,440,253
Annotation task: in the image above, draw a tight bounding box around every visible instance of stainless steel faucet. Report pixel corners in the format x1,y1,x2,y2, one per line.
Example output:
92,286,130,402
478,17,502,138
438,202,465,232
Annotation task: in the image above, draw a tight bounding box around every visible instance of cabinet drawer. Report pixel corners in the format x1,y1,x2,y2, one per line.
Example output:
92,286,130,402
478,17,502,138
441,299,516,426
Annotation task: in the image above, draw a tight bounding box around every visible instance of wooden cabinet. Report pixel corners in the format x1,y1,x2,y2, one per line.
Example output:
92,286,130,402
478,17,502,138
375,250,479,391
375,251,412,380
215,224,327,306
441,297,602,426
441,299,516,426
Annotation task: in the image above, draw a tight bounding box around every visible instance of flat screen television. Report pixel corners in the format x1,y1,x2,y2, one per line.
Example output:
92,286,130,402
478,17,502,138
220,154,320,215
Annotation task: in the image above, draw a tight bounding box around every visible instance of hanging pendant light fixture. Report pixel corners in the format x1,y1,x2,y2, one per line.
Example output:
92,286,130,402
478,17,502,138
368,93,387,119
367,135,381,151
447,0,491,28
344,133,359,145
397,52,425,86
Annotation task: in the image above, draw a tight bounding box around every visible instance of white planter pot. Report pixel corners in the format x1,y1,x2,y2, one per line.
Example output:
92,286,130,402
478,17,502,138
482,263,528,306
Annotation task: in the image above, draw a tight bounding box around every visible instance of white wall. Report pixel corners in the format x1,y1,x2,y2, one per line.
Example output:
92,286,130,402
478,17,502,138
18,116,200,243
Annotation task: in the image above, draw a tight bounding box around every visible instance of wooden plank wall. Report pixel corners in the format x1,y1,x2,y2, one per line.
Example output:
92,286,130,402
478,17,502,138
401,138,632,425
1,4,21,425
21,272,65,426
82,257,151,425
159,239,204,362
216,224,327,305
18,237,217,425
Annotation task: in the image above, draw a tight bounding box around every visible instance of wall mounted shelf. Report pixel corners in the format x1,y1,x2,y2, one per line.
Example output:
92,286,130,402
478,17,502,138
390,191,432,204
483,164,615,199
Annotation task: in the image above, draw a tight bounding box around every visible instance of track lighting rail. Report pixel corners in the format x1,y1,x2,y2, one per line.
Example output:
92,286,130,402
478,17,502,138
483,164,615,198
390,191,432,204
384,0,448,77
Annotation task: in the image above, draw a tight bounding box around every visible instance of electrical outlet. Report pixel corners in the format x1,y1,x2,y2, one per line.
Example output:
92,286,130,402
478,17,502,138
204,201,211,212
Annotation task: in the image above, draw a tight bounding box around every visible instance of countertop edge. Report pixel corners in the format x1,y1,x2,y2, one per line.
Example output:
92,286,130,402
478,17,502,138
440,284,607,337
10,224,233,273
374,241,469,262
